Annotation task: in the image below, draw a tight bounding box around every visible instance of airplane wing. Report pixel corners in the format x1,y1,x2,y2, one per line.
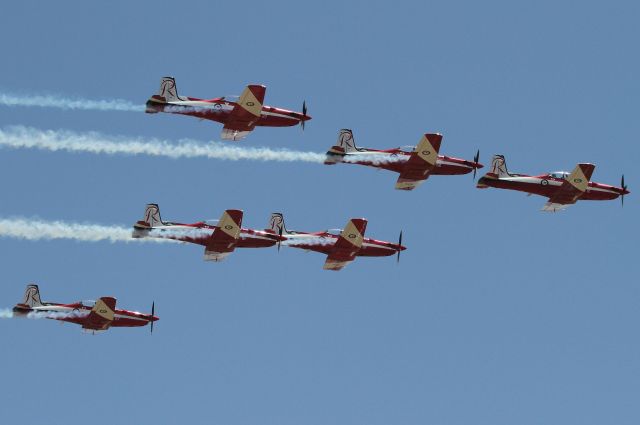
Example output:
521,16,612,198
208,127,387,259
323,218,367,271
82,297,116,331
543,163,595,211
395,134,442,190
541,202,571,212
203,209,243,261
220,85,266,141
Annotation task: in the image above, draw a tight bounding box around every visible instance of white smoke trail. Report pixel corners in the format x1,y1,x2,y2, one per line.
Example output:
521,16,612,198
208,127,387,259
341,154,408,165
282,236,335,247
27,310,89,319
0,309,14,318
147,227,213,240
0,93,144,112
0,126,326,163
0,217,169,243
0,309,90,320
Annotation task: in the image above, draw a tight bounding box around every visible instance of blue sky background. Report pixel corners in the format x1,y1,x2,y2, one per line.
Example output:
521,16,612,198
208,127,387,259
0,1,638,424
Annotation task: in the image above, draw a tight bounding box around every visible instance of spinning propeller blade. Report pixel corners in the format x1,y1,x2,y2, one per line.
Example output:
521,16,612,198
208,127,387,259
150,301,155,334
621,174,628,207
473,150,480,180
278,226,283,252
396,230,403,263
301,101,308,130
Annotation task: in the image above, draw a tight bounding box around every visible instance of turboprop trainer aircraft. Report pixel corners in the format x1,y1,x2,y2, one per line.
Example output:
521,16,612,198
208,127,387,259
476,155,630,211
146,77,312,141
12,284,158,334
132,204,283,261
324,129,483,190
266,213,406,271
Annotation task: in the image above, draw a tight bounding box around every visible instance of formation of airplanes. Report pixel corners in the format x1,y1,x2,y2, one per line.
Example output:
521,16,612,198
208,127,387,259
132,204,405,271
12,285,158,334
7,77,631,334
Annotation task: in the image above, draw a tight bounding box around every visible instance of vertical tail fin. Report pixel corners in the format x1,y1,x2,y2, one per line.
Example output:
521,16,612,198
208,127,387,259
488,154,510,177
20,284,43,307
155,77,185,102
325,129,359,161
141,204,164,228
268,213,290,235
237,84,266,117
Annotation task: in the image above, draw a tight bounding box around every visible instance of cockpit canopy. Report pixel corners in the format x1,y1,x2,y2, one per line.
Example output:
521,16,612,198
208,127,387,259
549,171,569,180
326,228,343,236
80,300,96,307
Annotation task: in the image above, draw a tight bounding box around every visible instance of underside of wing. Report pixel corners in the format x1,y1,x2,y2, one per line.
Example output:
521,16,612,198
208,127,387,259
221,123,253,141
323,254,356,271
395,176,428,191
541,202,571,212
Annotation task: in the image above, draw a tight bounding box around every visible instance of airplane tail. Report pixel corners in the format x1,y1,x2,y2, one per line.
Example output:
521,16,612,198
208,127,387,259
19,284,43,308
153,77,186,102
325,129,360,163
487,154,510,177
268,212,292,235
141,204,165,228
237,84,266,117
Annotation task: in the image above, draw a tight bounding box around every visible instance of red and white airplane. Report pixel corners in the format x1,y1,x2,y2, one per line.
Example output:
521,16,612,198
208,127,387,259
325,129,483,190
146,77,312,141
132,204,284,261
12,285,158,334
477,155,630,211
266,213,406,271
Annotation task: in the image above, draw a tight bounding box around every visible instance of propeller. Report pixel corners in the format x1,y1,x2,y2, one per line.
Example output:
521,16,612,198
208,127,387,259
277,226,283,252
300,101,308,131
396,230,403,263
150,301,155,334
472,149,480,180
621,174,628,207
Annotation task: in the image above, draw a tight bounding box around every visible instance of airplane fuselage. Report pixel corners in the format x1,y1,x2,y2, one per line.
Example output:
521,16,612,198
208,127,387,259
477,174,626,201
325,150,481,176
146,97,309,128
12,303,155,329
133,222,280,248
279,231,405,257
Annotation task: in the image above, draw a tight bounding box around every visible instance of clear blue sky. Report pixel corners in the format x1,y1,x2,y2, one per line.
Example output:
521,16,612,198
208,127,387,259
0,1,638,424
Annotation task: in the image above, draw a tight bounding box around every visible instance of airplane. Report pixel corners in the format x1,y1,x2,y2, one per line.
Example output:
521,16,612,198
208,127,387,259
476,154,630,211
145,77,312,141
324,129,483,190
265,213,406,271
12,284,158,334
132,204,284,261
